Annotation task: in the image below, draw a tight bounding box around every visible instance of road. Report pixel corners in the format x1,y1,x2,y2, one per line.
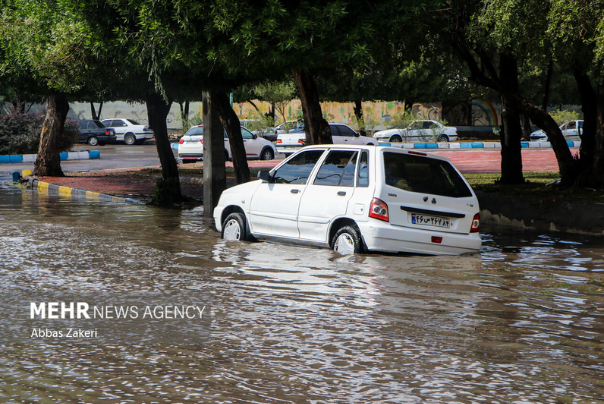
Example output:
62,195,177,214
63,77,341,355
0,143,571,181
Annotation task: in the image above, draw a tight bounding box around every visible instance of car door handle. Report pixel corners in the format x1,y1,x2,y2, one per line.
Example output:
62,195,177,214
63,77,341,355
337,191,346,196
290,189,300,194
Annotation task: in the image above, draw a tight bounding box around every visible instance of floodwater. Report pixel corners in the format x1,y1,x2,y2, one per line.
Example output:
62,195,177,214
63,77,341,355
1,187,603,403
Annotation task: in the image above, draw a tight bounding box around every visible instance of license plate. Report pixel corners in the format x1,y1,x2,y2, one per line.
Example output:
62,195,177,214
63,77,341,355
411,213,450,228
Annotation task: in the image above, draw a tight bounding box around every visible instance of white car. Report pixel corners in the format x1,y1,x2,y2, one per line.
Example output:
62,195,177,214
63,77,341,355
101,118,154,145
214,144,482,256
530,120,583,142
178,125,276,162
276,123,377,156
373,120,458,143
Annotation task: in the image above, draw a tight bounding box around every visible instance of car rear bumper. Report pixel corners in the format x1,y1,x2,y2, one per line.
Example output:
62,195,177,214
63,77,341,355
275,145,302,154
358,220,482,255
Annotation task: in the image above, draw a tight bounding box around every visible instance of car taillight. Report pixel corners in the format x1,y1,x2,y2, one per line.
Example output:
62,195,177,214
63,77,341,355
298,139,305,144
179,139,184,144
470,213,480,233
200,139,203,144
369,198,389,222
277,139,282,143
105,129,111,135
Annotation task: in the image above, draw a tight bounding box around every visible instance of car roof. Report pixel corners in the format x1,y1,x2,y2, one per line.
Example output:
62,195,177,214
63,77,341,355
296,144,452,163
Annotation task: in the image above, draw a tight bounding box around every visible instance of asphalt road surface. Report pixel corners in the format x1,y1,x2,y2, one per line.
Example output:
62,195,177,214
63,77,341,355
0,142,573,181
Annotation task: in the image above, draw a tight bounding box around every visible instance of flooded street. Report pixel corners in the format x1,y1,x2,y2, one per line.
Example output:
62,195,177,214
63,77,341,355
1,187,603,403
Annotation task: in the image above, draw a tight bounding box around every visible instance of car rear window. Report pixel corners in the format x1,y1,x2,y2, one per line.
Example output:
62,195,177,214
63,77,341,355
383,152,472,197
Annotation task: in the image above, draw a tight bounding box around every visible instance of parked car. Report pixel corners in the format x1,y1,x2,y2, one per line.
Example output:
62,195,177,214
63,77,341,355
101,118,154,145
276,123,377,156
178,125,277,162
75,120,116,146
373,120,458,143
530,120,583,142
214,144,481,256
266,120,304,141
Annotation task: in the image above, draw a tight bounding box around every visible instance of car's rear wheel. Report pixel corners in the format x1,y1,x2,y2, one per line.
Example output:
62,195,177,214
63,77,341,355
124,133,136,145
260,147,274,160
437,135,449,142
222,212,249,241
87,136,99,146
389,135,402,143
331,225,363,254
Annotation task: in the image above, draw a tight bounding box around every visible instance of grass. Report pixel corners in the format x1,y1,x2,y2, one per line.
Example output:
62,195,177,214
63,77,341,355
465,172,604,203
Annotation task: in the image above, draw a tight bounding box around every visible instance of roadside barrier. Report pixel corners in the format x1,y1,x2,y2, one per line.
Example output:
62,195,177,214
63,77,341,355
0,150,99,164
377,141,581,149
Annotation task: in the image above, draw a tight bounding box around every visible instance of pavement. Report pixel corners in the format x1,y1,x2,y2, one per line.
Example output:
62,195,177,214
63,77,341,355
11,148,565,205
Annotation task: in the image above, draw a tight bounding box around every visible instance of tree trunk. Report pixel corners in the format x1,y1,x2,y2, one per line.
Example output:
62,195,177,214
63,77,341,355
146,93,182,205
499,54,524,184
179,101,190,129
520,112,532,140
573,69,598,184
34,94,69,177
90,101,103,121
593,84,604,184
202,91,226,217
354,99,365,134
542,60,553,111
214,91,250,184
292,69,332,144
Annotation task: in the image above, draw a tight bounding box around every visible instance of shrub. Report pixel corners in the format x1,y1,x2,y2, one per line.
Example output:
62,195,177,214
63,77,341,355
549,109,580,126
0,109,78,155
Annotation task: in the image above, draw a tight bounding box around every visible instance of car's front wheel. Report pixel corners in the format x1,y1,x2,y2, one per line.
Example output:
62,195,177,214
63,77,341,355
124,133,136,145
221,212,250,241
331,225,363,254
260,148,274,160
87,136,99,146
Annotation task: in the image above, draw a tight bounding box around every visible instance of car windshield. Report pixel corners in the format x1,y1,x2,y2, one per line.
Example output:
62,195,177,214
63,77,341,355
383,152,472,197
126,119,140,125
184,127,204,136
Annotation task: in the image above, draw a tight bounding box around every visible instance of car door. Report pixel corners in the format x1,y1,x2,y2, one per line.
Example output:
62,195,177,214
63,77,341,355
334,124,362,144
249,149,325,239
241,128,260,158
564,121,580,141
78,121,89,142
407,121,424,141
297,149,359,242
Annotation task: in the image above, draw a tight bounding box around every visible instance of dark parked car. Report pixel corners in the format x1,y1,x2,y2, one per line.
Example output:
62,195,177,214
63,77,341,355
76,120,116,146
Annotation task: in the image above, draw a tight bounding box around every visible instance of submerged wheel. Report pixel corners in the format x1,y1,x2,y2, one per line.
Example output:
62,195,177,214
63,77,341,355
260,148,274,160
389,135,402,143
124,133,136,145
221,212,249,241
87,136,99,146
331,225,363,254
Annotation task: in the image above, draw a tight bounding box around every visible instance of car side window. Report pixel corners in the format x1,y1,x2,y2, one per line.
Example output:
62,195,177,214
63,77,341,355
330,125,341,136
313,150,358,187
578,121,584,129
337,125,356,137
411,122,423,130
357,151,369,187
78,121,89,129
241,128,254,139
272,150,324,185
567,122,576,129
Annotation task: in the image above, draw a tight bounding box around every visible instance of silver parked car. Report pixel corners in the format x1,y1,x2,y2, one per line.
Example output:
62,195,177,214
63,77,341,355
373,120,458,143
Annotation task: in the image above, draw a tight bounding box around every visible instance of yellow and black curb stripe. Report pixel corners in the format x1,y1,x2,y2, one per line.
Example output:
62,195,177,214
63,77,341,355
30,179,145,205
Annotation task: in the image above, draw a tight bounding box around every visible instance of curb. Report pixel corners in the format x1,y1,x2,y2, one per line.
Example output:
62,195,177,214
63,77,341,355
0,150,100,164
377,141,581,149
30,178,144,204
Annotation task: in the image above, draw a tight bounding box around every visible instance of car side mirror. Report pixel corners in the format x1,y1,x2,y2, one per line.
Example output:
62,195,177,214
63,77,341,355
258,170,272,183
252,133,257,139
355,132,360,137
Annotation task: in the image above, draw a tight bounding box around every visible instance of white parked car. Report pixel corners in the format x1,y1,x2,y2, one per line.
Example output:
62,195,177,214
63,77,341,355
214,144,482,256
276,123,377,156
373,120,458,143
101,118,154,145
178,125,276,162
530,120,583,142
